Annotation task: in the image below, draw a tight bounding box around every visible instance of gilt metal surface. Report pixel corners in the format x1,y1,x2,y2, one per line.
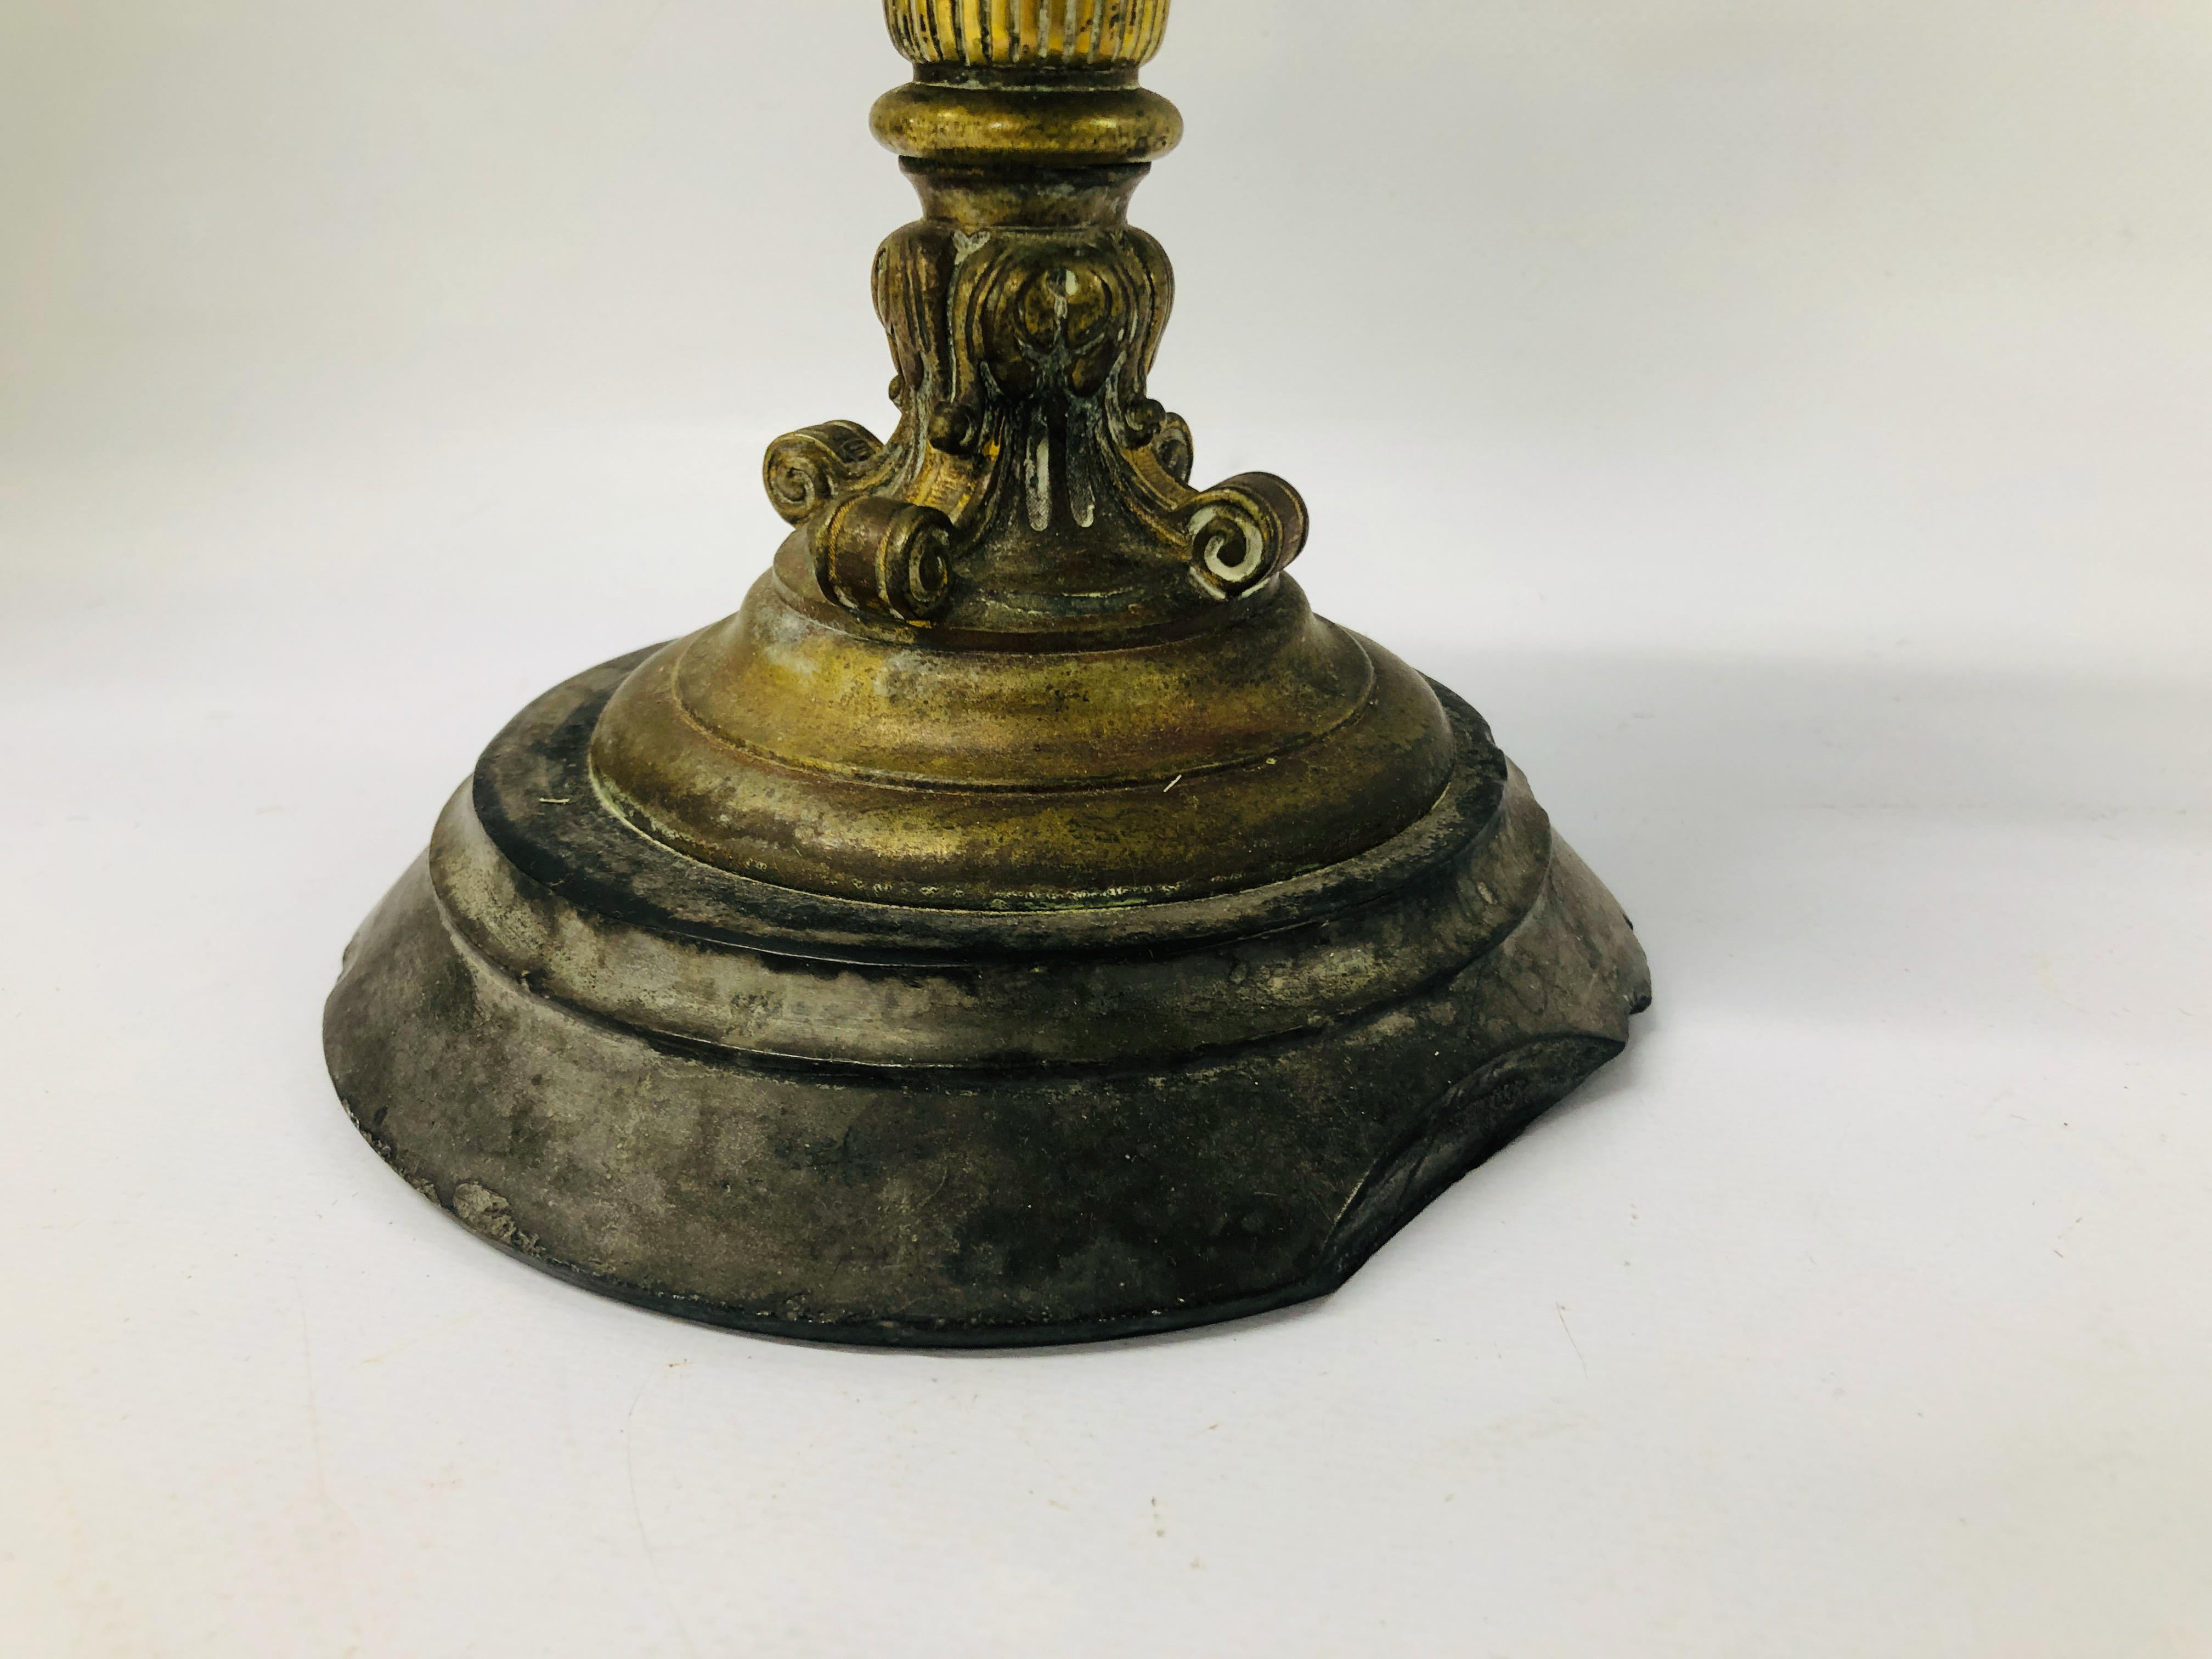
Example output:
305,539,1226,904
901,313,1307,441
590,7,1461,909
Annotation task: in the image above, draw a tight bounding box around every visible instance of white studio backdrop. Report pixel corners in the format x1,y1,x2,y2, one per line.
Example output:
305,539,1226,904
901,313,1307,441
2,3,2208,1656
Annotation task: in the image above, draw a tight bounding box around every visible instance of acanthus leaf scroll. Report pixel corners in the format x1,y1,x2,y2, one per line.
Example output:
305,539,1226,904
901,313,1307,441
761,217,1306,627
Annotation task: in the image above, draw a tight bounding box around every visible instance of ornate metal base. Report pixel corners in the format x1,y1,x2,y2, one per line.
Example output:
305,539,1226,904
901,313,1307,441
325,650,1650,1348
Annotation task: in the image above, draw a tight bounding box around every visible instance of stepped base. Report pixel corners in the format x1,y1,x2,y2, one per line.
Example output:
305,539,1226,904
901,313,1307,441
324,650,1650,1348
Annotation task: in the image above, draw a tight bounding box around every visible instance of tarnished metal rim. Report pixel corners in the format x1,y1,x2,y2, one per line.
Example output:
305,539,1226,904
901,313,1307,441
326,812,1647,1347
431,740,1550,1069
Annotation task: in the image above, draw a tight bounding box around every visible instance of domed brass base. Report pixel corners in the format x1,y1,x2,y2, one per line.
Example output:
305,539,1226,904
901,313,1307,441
590,563,1456,908
324,650,1649,1347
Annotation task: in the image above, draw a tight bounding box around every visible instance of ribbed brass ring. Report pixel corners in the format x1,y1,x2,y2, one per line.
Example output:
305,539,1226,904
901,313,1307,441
871,81,1182,166
885,0,1171,69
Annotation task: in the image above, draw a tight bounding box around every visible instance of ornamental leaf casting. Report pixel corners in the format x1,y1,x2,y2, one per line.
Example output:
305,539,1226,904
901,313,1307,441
763,217,1305,629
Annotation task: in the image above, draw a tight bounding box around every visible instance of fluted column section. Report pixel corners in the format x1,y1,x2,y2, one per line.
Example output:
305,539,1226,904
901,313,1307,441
885,0,1171,69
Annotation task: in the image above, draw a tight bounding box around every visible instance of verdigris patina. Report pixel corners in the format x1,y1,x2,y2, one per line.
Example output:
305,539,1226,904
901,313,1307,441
326,0,1650,1346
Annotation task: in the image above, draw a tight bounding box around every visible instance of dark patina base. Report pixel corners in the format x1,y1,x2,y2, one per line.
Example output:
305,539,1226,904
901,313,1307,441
325,650,1650,1348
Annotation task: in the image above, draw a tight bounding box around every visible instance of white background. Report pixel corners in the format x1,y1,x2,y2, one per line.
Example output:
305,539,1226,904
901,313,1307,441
4,2,2209,1654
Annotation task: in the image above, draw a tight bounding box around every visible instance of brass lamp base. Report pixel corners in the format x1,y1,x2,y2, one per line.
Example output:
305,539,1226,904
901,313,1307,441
326,3,1651,1346
326,652,1647,1347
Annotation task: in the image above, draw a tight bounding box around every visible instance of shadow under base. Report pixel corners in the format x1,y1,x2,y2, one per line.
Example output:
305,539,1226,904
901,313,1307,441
324,650,1650,1349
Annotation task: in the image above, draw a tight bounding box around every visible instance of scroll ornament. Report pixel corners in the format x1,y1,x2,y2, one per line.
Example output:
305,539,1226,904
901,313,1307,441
764,219,1306,624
